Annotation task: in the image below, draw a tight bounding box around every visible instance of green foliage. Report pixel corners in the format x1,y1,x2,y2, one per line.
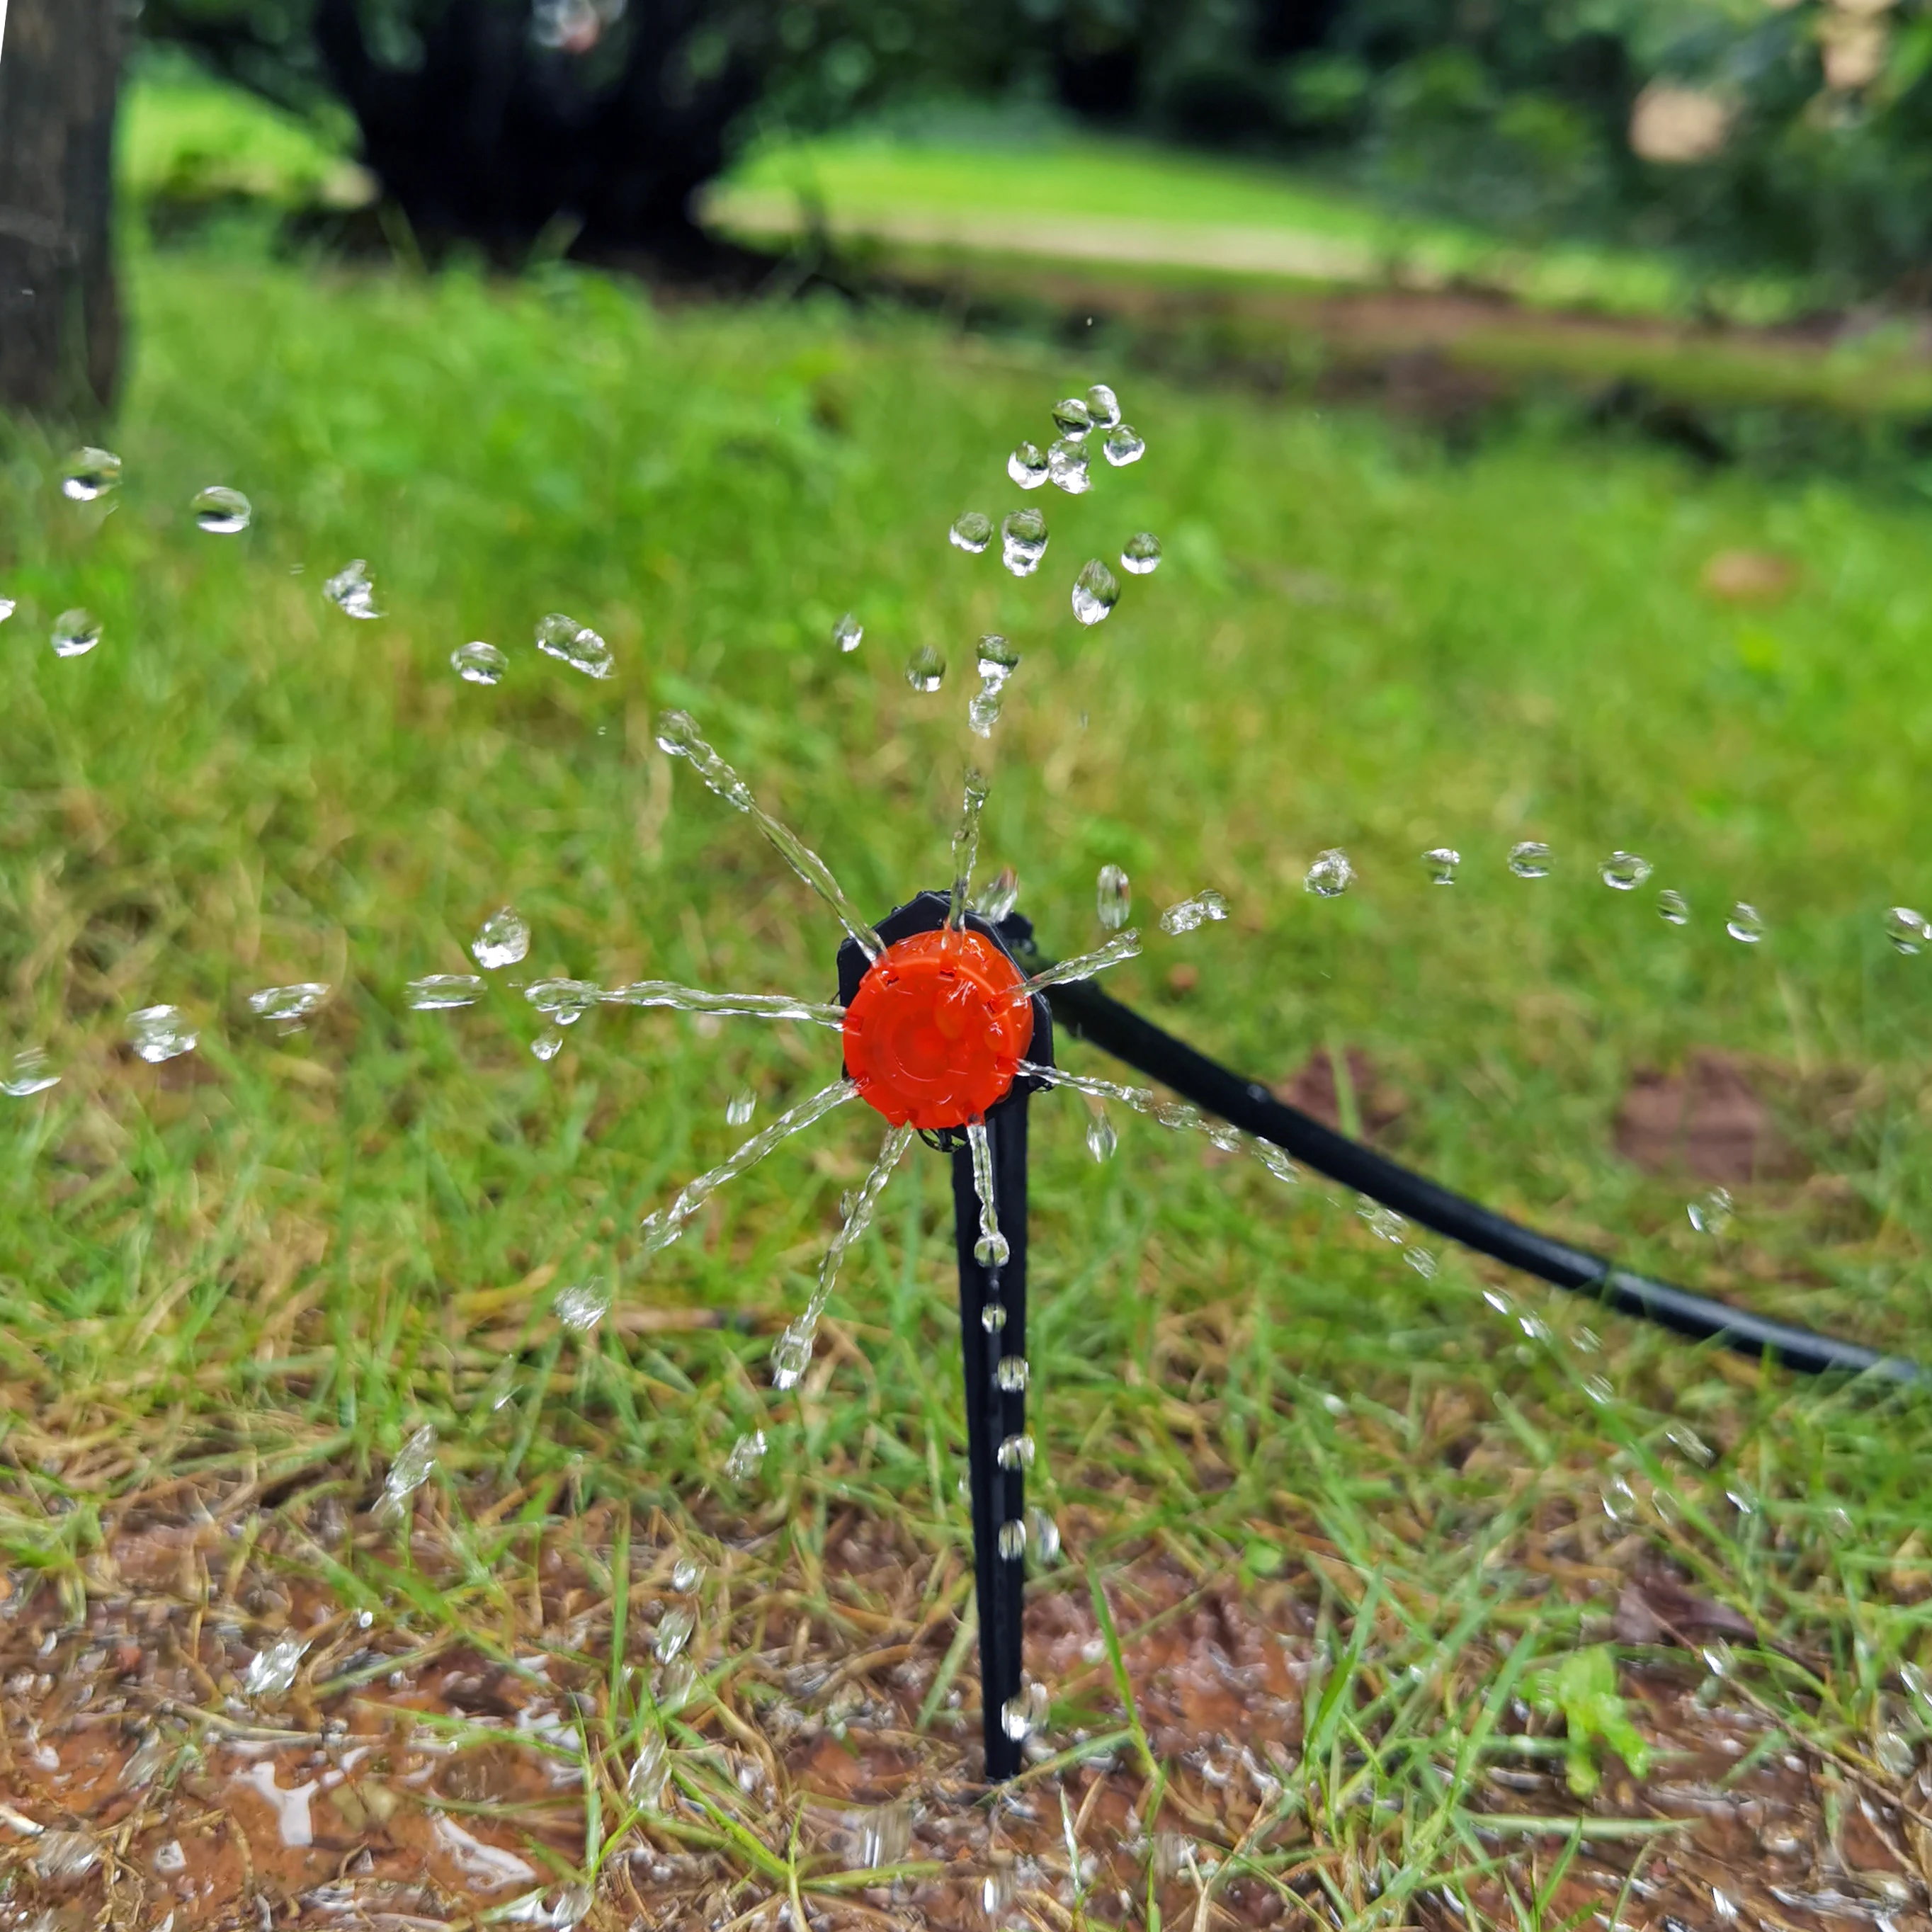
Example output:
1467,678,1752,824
1526,1648,1656,1795
1323,0,1932,291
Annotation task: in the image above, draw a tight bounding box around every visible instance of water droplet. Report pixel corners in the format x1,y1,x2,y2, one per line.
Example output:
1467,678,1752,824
1251,1140,1295,1184
1877,1729,1916,1777
527,977,601,1023
1601,850,1652,891
377,1425,437,1521
995,1355,1029,1393
894,641,947,695
1102,422,1144,466
970,637,1021,737
1097,863,1132,930
50,608,101,658
242,1634,309,1701
531,1027,564,1061
1051,395,1093,440
1072,558,1120,625
626,1730,666,1806
1,1047,58,1098
128,1005,196,1064
1007,441,1049,489
974,865,1020,922
1085,382,1121,430
1159,890,1228,935
671,1555,703,1592
1688,1186,1734,1238
33,1830,101,1885
62,446,120,501
1886,906,1929,954
324,560,380,620
975,1230,1011,1267
1508,841,1552,880
1358,1201,1407,1244
1120,531,1161,576
653,1604,695,1664
998,1518,1027,1560
452,640,507,685
977,633,1021,683
853,1800,913,1870
1305,849,1353,898
1404,1245,1438,1278
408,973,484,1010
1029,1506,1061,1564
556,1278,611,1333
248,982,329,1023
1048,438,1091,494
1657,888,1690,925
535,612,613,679
1727,902,1766,944
1001,1677,1050,1741
727,1089,756,1126
1423,846,1460,885
997,1432,1035,1470
1584,1374,1615,1405
1001,508,1048,577
949,511,993,554
772,1321,814,1387
981,1300,1006,1332
724,1429,767,1482
191,485,251,534
833,611,863,653
472,907,531,971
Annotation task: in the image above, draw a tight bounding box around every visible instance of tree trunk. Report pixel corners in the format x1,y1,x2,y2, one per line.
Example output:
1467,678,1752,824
0,0,123,419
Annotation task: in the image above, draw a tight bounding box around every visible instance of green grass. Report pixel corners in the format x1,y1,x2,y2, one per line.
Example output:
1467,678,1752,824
6,238,1932,1917
714,123,1808,324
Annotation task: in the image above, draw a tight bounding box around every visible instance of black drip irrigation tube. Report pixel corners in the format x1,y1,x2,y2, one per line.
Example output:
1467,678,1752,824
1025,949,1925,1387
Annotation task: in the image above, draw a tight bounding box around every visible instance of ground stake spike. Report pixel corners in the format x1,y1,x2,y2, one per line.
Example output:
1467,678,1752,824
950,1101,1030,1781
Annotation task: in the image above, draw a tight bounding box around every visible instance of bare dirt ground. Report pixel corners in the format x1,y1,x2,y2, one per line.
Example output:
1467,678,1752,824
2,1475,1926,1932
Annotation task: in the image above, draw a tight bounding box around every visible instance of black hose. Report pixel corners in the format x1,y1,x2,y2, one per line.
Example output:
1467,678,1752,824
1035,970,1923,1385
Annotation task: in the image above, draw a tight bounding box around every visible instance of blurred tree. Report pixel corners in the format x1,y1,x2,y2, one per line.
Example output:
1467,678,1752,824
1321,0,1932,294
147,0,767,263
0,0,124,416
139,0,1932,294
140,0,1038,263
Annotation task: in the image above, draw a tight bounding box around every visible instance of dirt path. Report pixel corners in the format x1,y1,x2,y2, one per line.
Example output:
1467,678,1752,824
705,187,1409,288
704,188,1932,422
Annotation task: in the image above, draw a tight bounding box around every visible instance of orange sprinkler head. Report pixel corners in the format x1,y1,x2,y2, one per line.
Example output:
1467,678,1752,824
843,926,1035,1131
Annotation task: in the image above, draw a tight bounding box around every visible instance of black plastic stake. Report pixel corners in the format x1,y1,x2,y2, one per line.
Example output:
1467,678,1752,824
950,1100,1030,1782
837,890,1054,1785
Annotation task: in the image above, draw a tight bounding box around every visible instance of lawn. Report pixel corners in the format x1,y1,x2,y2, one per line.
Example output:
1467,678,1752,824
711,123,1810,322
4,229,1932,1927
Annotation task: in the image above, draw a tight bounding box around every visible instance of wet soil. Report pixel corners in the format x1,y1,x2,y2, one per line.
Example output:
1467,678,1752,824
1,1485,1926,1932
